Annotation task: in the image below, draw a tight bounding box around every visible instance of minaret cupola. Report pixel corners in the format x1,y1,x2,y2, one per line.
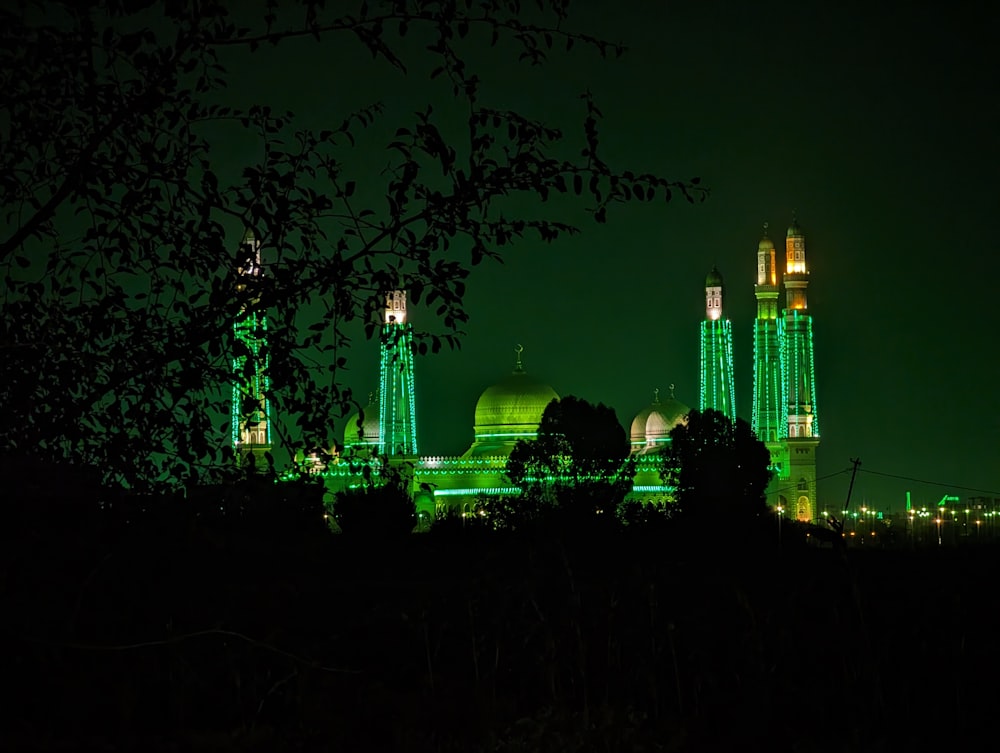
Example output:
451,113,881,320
705,266,724,321
784,216,809,311
756,225,777,288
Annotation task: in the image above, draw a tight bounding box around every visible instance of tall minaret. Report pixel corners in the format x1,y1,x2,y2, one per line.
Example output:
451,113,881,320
231,230,272,464
782,217,820,521
699,266,736,419
378,290,418,457
752,224,785,444
782,217,818,439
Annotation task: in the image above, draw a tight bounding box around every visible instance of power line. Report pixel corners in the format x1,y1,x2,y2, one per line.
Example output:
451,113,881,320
770,467,851,497
858,467,1000,497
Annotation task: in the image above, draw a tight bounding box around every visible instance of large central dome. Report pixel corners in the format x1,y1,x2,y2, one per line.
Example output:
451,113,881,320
463,356,559,458
475,369,558,431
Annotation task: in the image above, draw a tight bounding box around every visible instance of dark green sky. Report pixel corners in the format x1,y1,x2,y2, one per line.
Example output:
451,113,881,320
225,0,999,511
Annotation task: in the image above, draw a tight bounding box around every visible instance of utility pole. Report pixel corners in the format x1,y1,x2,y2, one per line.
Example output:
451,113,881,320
844,458,861,519
826,458,861,547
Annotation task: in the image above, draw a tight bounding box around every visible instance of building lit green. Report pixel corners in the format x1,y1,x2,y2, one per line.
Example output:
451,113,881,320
752,220,821,520
231,220,821,523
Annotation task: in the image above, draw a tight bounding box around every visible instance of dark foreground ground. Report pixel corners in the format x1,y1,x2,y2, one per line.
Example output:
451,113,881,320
3,506,998,752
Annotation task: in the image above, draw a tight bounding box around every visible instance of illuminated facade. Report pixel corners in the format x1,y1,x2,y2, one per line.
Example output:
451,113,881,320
699,267,736,420
232,220,822,522
231,231,272,464
335,346,676,520
751,220,821,520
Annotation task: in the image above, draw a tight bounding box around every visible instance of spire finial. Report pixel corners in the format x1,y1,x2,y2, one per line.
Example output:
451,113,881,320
514,343,524,371
762,221,769,236
653,387,660,404
669,383,676,399
368,391,374,405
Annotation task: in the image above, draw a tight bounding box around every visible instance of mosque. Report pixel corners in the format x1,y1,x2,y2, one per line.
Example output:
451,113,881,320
231,219,821,525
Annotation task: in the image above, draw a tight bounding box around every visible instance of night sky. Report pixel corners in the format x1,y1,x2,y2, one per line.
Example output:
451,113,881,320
223,0,999,512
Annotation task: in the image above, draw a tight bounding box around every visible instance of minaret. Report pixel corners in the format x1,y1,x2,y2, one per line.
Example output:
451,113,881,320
782,217,818,439
751,224,785,443
699,266,736,419
378,290,418,457
782,217,820,521
231,230,272,465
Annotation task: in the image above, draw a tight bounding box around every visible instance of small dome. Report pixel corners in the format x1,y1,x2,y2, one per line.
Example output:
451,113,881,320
758,234,774,251
630,404,657,444
648,397,688,436
787,219,804,237
343,394,380,447
631,388,670,444
631,389,689,453
705,266,724,287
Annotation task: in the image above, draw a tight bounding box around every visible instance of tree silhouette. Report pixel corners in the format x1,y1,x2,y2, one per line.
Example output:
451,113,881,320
329,463,416,537
660,408,772,529
0,1,705,490
497,395,633,528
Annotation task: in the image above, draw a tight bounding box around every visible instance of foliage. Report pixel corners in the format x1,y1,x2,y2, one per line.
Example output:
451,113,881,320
491,395,633,528
427,505,492,537
617,498,671,529
213,474,329,534
660,408,772,527
329,463,416,537
0,0,706,491
477,491,547,532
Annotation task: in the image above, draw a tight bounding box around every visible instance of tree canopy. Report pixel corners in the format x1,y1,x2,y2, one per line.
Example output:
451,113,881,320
495,395,633,528
0,0,705,491
660,408,772,526
329,473,417,538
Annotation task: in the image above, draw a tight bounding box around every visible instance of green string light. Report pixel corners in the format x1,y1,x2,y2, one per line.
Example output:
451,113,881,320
700,318,736,419
231,311,271,452
378,319,418,456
